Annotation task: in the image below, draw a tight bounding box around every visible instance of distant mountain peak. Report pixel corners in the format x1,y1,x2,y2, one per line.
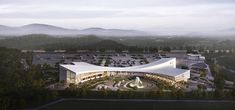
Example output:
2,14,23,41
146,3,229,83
21,23,67,30
23,23,49,26
0,25,11,29
0,23,151,37
84,27,105,30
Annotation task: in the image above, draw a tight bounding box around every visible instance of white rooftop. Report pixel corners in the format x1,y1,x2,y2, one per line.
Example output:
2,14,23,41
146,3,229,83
60,58,189,77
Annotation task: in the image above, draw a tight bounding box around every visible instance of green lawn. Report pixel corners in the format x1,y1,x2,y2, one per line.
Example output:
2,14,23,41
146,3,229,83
39,99,235,110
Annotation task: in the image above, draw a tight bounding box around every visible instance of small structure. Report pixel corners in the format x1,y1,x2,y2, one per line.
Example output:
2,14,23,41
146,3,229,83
122,50,129,53
54,50,66,53
77,50,89,53
33,49,46,53
129,77,144,88
214,50,219,53
105,50,116,53
170,50,187,53
187,54,205,61
205,50,210,53
225,50,230,53
21,50,30,53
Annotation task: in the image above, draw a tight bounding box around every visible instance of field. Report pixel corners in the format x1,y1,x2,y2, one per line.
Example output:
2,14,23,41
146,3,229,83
38,99,235,110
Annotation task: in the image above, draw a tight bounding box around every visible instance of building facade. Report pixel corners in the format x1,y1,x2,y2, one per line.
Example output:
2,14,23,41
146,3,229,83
60,58,190,84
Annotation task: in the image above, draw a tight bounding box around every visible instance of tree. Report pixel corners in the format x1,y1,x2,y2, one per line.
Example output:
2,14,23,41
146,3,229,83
80,87,88,98
146,91,156,99
230,82,235,98
162,46,171,52
155,90,164,99
100,88,108,98
212,65,225,98
176,89,185,99
200,70,207,77
69,83,77,91
0,47,59,109
127,90,134,98
116,89,122,98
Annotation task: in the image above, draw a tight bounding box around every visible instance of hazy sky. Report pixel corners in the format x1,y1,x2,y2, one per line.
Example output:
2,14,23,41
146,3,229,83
0,0,234,35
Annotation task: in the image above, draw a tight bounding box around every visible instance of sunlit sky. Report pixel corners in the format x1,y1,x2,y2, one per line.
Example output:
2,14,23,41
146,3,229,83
0,0,235,35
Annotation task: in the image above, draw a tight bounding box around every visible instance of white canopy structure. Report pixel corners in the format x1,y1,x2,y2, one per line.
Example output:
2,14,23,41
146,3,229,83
60,58,190,84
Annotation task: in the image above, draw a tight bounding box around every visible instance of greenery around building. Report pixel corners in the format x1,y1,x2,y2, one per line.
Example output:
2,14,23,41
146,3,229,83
0,47,58,110
1,47,235,110
205,52,235,82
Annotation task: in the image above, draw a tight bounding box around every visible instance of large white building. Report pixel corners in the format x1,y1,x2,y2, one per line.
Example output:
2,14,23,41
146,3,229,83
59,58,190,84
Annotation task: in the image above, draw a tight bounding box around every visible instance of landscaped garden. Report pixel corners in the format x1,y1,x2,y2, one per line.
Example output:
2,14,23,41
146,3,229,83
76,75,177,92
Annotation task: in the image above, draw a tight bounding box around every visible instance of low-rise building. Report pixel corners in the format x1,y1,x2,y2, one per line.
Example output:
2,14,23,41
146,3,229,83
170,50,187,53
187,54,205,61
60,58,190,84
33,49,46,53
54,50,66,53
214,50,219,53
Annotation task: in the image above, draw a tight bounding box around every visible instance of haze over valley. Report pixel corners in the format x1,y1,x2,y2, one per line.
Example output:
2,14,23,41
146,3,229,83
0,23,150,36
0,23,235,37
0,0,235,36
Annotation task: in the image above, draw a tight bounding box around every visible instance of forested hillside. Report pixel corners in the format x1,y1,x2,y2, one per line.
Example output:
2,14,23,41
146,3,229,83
0,34,235,51
0,34,103,50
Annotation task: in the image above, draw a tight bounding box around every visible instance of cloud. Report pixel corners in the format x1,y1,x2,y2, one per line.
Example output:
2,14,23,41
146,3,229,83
0,0,234,35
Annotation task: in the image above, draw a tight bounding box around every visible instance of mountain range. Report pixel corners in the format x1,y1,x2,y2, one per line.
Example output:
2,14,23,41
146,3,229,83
0,24,150,37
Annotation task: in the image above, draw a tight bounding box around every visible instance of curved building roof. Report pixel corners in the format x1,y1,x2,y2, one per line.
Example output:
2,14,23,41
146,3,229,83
60,58,189,77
